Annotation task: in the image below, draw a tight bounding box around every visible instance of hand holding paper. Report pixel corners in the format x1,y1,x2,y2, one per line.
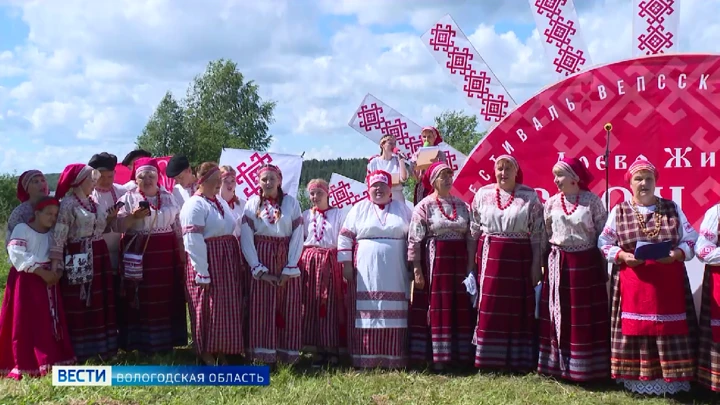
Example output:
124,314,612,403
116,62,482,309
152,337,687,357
633,240,672,261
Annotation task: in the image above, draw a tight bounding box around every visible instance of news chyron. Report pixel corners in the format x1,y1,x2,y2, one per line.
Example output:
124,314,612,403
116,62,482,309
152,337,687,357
52,365,271,387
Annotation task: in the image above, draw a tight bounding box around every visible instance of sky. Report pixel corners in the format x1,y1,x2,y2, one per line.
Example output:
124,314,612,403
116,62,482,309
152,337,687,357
1,0,719,174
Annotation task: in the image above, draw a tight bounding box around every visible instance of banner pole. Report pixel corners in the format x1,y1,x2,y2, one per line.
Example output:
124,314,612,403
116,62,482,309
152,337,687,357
603,123,612,213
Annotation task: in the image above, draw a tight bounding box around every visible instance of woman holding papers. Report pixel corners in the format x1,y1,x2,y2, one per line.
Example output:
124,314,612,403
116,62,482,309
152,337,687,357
180,162,244,366
338,170,412,369
537,158,610,382
411,126,447,205
694,204,720,392
468,154,544,372
299,178,348,366
598,159,698,395
240,163,304,366
407,162,475,371
366,134,409,203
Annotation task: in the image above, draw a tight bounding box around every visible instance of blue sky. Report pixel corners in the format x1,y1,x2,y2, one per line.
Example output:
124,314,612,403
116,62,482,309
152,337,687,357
0,0,717,174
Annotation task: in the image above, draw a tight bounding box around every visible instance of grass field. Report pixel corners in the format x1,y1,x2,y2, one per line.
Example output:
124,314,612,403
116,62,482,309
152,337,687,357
0,229,717,404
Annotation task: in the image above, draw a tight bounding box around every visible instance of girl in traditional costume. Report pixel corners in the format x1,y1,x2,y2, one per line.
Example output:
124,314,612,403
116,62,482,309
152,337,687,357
6,170,49,247
116,157,187,354
537,158,610,381
407,162,475,371
366,135,409,203
469,154,544,372
598,159,698,395
299,178,348,366
410,126,447,205
167,155,198,206
50,164,118,361
0,197,75,379
240,163,304,365
180,162,245,365
338,170,412,369
695,203,720,392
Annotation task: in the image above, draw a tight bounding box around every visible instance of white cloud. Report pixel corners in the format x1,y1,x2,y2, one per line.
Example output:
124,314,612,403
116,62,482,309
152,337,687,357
3,0,720,175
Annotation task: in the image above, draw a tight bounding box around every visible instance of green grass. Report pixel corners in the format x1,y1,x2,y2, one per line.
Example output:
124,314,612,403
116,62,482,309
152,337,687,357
0,228,717,404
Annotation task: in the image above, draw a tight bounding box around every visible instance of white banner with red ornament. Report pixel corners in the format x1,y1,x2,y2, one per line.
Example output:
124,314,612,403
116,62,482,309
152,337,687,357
632,0,679,56
218,148,302,199
348,93,467,172
329,172,415,211
421,14,517,123
528,0,592,79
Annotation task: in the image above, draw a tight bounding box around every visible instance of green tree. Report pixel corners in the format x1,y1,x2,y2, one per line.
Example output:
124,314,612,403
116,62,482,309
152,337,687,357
136,92,192,158
434,110,486,155
184,59,276,164
297,185,311,212
0,172,18,226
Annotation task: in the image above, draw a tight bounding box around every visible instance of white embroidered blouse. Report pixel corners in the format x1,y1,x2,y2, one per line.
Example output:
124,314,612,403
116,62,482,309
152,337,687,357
407,194,471,263
302,207,347,249
544,191,607,249
118,189,182,237
50,194,109,261
694,204,720,264
6,223,51,273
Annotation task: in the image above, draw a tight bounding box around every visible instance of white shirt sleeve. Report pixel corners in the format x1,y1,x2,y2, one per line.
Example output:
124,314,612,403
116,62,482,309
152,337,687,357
7,225,43,273
240,200,268,278
337,204,359,263
180,200,211,284
598,205,622,264
675,202,698,261
282,197,304,277
696,205,720,264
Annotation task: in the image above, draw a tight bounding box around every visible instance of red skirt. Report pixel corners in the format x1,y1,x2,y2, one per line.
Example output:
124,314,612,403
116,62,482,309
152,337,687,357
185,235,244,355
0,267,75,380
120,231,187,353
248,235,302,364
299,245,346,351
697,265,720,391
409,238,474,365
59,239,118,362
473,235,535,371
346,268,408,369
537,246,610,381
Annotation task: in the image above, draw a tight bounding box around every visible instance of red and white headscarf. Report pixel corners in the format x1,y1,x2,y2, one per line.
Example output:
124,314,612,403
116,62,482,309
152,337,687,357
422,161,452,193
55,164,95,199
421,126,443,146
625,158,658,183
257,163,283,182
496,154,524,184
16,169,44,202
307,179,329,194
132,157,159,180
553,157,594,191
366,170,391,188
198,166,220,185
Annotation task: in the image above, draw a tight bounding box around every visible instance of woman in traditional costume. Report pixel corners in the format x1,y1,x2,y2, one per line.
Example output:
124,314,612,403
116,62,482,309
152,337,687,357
180,162,244,365
411,126,447,205
338,170,412,369
240,163,304,365
695,203,720,392
120,149,152,192
537,158,610,381
50,164,118,361
469,154,544,372
88,153,126,274
116,157,187,354
366,135,409,203
407,162,475,371
598,158,698,395
218,165,245,237
0,197,75,379
299,178,348,366
6,170,49,246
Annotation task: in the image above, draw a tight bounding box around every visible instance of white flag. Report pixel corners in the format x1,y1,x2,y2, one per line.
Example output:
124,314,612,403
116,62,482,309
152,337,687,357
329,172,414,212
633,0,679,56
527,0,592,78
218,148,303,199
348,94,467,172
421,14,516,122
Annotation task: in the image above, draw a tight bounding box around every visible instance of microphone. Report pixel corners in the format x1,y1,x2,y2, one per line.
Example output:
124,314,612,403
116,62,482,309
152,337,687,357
604,123,612,131
603,122,612,213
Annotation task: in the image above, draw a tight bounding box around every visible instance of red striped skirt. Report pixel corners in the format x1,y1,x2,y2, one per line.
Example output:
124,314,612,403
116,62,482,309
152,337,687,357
409,238,474,365
59,239,118,362
609,264,697,383
185,235,244,355
473,234,535,372
120,231,187,353
537,246,610,381
696,265,720,391
0,267,76,380
248,235,302,364
236,236,251,350
299,245,346,351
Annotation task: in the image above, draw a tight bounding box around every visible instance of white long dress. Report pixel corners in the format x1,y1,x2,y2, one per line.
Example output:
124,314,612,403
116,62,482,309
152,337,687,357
367,156,407,203
337,198,412,368
91,184,127,271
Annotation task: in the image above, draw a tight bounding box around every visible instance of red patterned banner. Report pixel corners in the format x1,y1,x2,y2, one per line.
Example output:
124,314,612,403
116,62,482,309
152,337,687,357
529,0,591,78
421,14,516,122
633,0,679,56
348,93,467,172
452,54,719,234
